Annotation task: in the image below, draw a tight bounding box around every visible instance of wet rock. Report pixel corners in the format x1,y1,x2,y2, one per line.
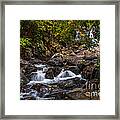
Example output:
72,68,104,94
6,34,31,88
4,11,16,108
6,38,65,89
52,67,62,77
20,73,29,84
20,59,37,75
84,56,98,61
81,63,95,80
58,80,74,90
47,58,63,67
67,66,80,75
20,59,36,81
91,67,100,80
45,67,54,79
80,79,87,84
20,59,29,67
24,64,37,75
29,58,42,64
77,63,86,71
21,64,37,81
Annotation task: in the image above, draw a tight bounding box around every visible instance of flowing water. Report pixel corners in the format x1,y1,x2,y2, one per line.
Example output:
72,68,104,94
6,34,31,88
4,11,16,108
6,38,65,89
30,64,47,81
20,63,86,100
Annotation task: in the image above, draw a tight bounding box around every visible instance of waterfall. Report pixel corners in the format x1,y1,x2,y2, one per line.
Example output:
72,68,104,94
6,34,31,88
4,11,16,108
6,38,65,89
37,71,45,81
55,69,82,81
31,64,47,81
75,30,80,40
29,65,83,83
31,70,45,81
89,29,94,38
57,69,76,78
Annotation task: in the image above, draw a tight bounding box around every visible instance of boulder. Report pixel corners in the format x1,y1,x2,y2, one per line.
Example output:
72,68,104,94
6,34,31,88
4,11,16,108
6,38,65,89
67,66,80,75
20,59,29,66
29,58,42,64
63,58,76,66
45,67,54,79
47,58,63,67
24,64,37,75
44,67,64,79
52,67,62,77
81,63,95,80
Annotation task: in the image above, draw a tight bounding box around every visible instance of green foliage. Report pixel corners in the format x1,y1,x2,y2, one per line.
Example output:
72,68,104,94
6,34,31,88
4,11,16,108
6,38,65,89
20,20,100,59
20,38,31,48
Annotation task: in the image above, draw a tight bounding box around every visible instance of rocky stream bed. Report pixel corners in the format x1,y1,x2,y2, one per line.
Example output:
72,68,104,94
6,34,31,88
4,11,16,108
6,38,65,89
20,47,100,100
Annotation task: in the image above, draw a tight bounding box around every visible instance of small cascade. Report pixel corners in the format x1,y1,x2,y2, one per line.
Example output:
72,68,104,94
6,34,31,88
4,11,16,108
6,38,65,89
35,64,46,68
29,90,38,97
57,69,76,78
55,69,82,81
31,70,45,81
75,30,81,40
21,63,87,100
30,64,47,81
29,66,83,84
89,30,94,38
38,71,45,81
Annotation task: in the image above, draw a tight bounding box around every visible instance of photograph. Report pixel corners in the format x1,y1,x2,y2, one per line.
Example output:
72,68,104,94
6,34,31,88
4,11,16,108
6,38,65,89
20,20,100,100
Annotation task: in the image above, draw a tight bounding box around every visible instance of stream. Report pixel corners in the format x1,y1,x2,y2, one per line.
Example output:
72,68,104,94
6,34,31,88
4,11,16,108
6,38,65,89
20,63,86,100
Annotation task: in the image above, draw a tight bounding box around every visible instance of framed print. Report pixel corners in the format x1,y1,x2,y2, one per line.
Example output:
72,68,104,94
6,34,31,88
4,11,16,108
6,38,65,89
0,0,120,119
